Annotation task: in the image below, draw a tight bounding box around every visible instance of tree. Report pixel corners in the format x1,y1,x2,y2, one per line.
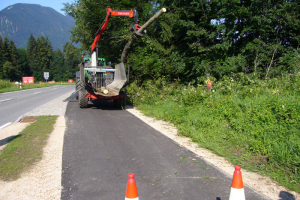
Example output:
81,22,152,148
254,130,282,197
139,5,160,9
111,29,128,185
2,61,18,81
50,49,65,81
0,36,4,77
63,0,153,63
63,42,81,81
18,48,30,77
27,35,39,79
8,40,21,80
36,36,53,80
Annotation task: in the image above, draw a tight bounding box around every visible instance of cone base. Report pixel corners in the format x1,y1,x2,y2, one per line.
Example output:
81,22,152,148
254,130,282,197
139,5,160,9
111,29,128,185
229,187,245,200
125,197,139,200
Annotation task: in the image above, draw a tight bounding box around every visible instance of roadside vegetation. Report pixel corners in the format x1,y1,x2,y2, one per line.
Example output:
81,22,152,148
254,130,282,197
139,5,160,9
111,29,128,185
0,116,57,181
125,73,300,193
0,80,74,93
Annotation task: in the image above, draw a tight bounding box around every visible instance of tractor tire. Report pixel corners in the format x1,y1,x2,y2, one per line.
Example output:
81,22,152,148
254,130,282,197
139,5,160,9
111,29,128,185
115,91,126,109
79,88,88,108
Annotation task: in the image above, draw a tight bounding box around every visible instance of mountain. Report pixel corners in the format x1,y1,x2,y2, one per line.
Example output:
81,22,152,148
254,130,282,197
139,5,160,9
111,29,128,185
0,3,75,50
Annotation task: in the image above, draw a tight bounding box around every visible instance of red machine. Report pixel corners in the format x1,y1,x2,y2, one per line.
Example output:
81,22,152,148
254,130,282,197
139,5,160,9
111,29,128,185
91,8,140,51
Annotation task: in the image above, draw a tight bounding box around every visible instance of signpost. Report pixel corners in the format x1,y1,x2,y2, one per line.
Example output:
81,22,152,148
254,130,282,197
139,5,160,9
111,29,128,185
44,72,49,83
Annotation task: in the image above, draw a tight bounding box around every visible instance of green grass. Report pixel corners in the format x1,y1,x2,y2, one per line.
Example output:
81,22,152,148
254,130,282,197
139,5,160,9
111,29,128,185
0,116,57,181
125,73,300,193
0,80,12,89
0,80,74,93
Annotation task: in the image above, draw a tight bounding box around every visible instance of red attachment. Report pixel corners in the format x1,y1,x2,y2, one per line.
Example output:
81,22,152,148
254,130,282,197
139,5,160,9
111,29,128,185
91,8,135,51
108,8,134,18
85,93,123,100
135,24,141,30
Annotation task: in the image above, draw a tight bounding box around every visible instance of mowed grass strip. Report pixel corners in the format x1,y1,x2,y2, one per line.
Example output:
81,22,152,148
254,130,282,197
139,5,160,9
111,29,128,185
0,116,57,181
0,80,74,93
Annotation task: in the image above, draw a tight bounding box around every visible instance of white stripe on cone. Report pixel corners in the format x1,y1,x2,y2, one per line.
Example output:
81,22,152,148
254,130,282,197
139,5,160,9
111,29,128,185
229,187,246,200
125,198,139,200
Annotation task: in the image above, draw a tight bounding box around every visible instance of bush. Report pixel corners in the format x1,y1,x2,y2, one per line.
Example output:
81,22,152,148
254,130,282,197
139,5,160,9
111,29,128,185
0,79,12,89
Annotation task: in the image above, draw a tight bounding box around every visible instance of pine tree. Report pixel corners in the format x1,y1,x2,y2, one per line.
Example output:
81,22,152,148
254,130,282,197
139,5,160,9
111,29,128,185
63,42,81,81
27,35,39,79
50,48,65,81
18,48,30,77
8,40,21,80
3,37,11,63
0,36,4,78
37,36,53,81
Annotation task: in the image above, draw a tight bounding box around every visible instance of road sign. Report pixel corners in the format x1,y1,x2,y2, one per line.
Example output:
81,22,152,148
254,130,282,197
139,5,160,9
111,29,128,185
44,72,49,83
44,72,49,80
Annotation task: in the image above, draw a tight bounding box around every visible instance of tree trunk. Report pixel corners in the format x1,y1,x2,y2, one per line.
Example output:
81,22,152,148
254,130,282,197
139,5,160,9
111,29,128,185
265,44,278,78
254,49,259,73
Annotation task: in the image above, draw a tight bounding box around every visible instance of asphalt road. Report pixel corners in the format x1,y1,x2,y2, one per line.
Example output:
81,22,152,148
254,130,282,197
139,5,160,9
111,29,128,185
61,100,269,200
0,85,74,129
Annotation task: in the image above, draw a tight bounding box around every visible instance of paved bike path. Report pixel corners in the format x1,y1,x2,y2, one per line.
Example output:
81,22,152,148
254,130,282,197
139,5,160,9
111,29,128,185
61,100,268,200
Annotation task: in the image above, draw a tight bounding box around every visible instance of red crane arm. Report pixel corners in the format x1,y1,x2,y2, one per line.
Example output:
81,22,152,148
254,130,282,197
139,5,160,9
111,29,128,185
91,8,135,51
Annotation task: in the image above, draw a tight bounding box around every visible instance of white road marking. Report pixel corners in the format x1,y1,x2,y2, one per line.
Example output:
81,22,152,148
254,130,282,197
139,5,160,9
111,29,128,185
33,91,42,94
0,98,12,103
15,115,24,123
0,122,12,130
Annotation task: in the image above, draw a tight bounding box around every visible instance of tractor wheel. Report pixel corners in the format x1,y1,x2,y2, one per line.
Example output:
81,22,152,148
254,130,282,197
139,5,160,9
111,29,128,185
116,91,126,109
79,88,88,108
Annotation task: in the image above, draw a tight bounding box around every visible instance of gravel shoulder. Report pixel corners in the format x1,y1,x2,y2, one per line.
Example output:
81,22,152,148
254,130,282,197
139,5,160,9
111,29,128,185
0,94,299,200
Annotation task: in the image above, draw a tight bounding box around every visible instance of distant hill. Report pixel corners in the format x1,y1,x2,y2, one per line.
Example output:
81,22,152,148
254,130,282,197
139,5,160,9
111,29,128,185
0,3,75,50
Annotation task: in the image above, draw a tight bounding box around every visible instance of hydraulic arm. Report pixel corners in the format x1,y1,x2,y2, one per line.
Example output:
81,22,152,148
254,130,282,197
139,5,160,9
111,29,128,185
91,8,140,51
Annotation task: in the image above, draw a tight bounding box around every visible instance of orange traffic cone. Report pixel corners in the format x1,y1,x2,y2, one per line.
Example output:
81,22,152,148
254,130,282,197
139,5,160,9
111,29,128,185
229,166,246,200
125,173,139,200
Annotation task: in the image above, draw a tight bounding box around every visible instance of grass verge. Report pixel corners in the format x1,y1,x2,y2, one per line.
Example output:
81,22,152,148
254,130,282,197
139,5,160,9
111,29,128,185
125,73,300,193
0,81,74,93
0,116,57,181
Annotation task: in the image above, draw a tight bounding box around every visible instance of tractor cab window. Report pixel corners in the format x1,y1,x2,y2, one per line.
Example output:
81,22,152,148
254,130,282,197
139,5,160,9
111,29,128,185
98,60,104,66
98,58,105,66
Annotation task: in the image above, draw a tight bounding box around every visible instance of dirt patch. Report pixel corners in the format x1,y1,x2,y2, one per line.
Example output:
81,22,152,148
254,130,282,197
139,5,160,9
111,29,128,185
20,116,38,123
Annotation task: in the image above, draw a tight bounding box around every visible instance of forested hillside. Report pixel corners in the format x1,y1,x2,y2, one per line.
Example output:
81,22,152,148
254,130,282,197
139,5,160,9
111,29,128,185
0,35,81,82
64,0,299,83
0,3,75,50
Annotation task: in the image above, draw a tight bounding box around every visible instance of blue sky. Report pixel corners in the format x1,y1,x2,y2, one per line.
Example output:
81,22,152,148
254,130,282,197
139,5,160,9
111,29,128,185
0,0,72,15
